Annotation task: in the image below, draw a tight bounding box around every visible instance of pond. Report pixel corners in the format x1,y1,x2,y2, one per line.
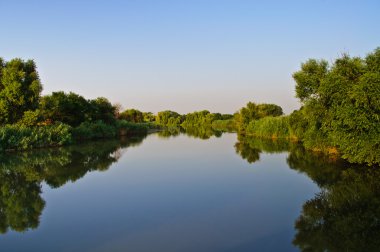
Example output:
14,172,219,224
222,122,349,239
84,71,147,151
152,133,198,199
0,131,379,251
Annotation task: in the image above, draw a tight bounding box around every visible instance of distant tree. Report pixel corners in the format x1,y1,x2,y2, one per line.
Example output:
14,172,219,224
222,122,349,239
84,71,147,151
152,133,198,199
221,114,234,120
143,112,155,122
234,102,283,131
89,97,116,124
113,102,123,119
119,109,144,123
39,91,91,126
156,110,183,126
0,58,42,124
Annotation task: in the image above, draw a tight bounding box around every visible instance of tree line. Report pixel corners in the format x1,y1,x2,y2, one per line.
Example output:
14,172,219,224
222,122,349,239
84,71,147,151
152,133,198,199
1,47,379,165
237,48,380,166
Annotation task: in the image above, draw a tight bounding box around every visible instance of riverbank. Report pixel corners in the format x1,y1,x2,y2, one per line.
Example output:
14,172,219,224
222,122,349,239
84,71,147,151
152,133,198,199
0,120,159,152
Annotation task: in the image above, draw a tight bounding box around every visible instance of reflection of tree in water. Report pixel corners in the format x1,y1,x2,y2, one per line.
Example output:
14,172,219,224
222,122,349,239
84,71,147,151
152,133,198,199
287,147,346,187
0,134,147,234
183,126,222,140
284,142,380,251
234,135,380,251
157,126,223,140
156,127,182,139
234,134,296,163
0,171,44,234
292,167,380,252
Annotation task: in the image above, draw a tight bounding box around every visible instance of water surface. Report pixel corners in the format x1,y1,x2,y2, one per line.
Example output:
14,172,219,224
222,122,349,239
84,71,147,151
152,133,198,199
0,132,379,251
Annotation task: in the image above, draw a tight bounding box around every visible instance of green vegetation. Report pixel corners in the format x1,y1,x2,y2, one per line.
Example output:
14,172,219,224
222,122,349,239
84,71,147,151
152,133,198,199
0,57,154,151
39,92,116,126
155,110,184,127
245,116,293,139
1,47,379,166
119,108,144,123
295,48,380,165
238,48,380,165
0,123,72,151
0,58,42,125
234,102,283,132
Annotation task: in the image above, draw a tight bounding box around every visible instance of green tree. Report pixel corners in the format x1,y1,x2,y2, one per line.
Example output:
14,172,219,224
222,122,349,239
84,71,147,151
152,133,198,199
235,102,283,132
293,59,328,102
89,97,116,124
143,112,155,122
39,91,91,126
292,48,380,165
0,58,42,124
156,110,183,126
119,109,144,123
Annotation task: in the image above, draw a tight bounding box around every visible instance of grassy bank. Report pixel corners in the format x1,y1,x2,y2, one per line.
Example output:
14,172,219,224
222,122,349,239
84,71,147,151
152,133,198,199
243,115,340,156
0,120,157,152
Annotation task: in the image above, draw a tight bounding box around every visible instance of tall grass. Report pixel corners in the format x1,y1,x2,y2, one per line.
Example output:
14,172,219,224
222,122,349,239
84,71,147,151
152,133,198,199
0,120,156,152
0,123,72,151
72,121,116,141
245,116,296,140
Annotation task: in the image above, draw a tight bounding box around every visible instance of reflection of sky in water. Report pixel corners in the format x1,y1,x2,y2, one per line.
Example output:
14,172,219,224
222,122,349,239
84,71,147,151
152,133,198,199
2,133,319,252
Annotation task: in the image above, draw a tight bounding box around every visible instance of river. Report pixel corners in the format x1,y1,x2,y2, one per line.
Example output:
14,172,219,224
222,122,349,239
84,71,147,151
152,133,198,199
0,132,378,251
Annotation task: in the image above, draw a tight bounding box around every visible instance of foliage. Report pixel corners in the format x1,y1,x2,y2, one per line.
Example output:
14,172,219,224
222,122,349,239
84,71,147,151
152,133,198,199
88,97,116,124
156,110,184,127
0,123,72,151
39,91,91,127
116,120,150,135
292,48,380,165
234,102,283,132
17,110,42,127
143,112,156,122
245,116,292,139
181,110,224,127
0,58,42,124
119,109,144,123
39,92,116,127
71,121,116,141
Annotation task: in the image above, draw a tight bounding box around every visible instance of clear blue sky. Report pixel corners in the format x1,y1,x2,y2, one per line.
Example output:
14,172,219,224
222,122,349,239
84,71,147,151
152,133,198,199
1,0,379,114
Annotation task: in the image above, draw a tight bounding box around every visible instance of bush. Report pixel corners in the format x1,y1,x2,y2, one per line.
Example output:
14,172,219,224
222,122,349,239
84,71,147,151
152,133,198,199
72,121,116,141
0,123,72,151
116,120,150,135
246,116,292,139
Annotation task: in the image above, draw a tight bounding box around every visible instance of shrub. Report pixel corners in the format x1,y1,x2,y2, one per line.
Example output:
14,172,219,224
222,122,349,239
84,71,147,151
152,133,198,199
0,123,72,151
116,120,150,135
72,121,116,141
246,116,292,139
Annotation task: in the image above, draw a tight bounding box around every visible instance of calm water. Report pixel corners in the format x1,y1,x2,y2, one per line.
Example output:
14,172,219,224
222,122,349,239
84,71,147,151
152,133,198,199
0,132,379,252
